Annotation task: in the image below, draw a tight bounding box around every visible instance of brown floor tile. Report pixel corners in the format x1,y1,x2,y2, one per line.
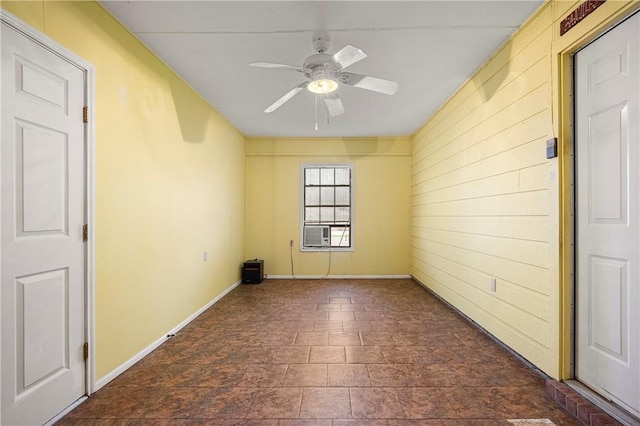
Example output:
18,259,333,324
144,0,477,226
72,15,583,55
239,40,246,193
328,364,371,387
360,332,395,345
238,364,287,387
246,388,303,419
355,312,385,321
300,311,330,321
190,345,274,364
135,387,210,418
368,364,414,387
290,303,318,313
272,346,310,364
330,311,357,321
282,363,327,387
110,362,201,388
343,321,374,332
309,346,346,363
381,346,426,364
317,303,342,311
257,331,298,345
195,387,257,418
330,297,353,304
371,363,456,387
55,420,122,426
278,420,332,426
299,387,351,418
350,388,406,419
346,346,385,364
314,320,344,331
341,303,367,312
328,331,362,346
395,387,451,419
294,331,328,345
197,363,247,387
284,320,315,332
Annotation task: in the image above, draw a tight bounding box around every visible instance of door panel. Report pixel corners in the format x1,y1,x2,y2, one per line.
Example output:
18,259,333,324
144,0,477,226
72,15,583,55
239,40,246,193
588,103,627,224
588,255,627,361
19,123,68,234
17,56,69,111
19,268,69,390
575,12,640,417
1,21,86,425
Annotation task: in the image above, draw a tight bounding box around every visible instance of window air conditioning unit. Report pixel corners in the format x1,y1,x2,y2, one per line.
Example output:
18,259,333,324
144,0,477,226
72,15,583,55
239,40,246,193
304,225,330,247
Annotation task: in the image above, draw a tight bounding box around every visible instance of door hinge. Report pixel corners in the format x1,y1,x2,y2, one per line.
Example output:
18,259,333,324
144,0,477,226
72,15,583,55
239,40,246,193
82,224,88,242
83,342,89,361
83,106,88,123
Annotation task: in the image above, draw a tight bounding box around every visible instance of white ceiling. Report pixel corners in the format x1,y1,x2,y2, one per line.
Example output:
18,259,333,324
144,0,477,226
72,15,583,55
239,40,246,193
100,1,543,138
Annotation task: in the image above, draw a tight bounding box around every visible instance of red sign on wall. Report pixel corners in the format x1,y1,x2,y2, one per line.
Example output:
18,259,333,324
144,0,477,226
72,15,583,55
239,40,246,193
560,0,607,36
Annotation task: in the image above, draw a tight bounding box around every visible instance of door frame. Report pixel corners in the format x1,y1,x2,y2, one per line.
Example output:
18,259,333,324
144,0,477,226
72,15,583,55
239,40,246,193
557,0,640,395
0,8,96,415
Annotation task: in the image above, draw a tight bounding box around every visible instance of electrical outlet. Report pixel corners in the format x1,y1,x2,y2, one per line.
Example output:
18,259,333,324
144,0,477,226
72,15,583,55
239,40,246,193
203,251,208,261
289,239,293,247
490,277,496,292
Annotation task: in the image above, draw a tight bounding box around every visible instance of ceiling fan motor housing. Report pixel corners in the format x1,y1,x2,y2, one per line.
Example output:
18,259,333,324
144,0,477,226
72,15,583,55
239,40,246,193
303,53,341,81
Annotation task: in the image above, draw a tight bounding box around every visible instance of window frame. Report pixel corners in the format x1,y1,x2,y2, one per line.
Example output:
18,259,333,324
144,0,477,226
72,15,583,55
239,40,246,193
300,163,354,252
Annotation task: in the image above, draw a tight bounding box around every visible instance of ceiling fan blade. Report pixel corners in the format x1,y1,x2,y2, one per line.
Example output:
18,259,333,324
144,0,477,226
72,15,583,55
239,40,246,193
324,92,345,117
332,45,367,69
250,62,302,72
340,72,398,95
264,82,308,113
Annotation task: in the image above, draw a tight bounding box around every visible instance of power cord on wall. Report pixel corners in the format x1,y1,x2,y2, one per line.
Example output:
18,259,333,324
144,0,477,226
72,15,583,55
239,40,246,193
320,221,350,279
289,239,298,279
321,246,332,279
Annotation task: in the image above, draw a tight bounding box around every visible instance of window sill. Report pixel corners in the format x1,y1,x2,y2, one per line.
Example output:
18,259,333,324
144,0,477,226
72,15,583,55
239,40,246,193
300,247,354,252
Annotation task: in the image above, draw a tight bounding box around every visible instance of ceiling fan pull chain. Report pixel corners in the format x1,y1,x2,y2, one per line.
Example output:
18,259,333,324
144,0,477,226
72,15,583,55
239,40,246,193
314,94,319,131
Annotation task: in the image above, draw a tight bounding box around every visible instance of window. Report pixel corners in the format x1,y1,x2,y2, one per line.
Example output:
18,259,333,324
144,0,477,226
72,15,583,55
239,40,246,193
301,164,353,250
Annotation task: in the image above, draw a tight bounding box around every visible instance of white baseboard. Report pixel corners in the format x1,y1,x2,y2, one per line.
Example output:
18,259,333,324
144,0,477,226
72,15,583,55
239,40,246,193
94,280,241,391
266,275,412,279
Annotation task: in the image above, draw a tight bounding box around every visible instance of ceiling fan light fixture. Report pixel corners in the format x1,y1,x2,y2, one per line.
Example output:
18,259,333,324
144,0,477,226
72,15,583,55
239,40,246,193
307,78,338,94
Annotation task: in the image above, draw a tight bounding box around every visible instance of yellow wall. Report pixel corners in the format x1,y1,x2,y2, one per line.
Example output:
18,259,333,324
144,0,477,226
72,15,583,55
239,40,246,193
2,1,246,380
246,138,411,277
411,0,640,379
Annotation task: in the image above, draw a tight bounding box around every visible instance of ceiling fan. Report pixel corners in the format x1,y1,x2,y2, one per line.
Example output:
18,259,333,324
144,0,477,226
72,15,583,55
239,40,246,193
250,33,398,117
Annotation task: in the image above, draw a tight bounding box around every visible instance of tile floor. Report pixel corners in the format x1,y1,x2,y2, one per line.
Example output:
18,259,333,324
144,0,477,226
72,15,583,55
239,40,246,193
59,278,582,425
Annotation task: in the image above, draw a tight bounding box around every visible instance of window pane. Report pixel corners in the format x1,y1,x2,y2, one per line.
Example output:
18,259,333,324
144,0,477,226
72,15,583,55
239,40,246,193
320,168,334,185
306,168,319,185
335,187,350,205
335,168,350,185
331,227,350,246
320,207,334,222
320,187,334,205
305,187,319,206
305,207,320,222
336,207,350,222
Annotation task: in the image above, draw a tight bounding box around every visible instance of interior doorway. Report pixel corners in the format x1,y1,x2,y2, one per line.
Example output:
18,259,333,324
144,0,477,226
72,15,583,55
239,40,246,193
1,11,95,425
573,11,640,421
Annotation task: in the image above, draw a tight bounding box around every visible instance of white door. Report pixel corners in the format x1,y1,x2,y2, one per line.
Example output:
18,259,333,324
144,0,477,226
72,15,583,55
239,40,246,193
575,12,640,418
1,20,87,425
